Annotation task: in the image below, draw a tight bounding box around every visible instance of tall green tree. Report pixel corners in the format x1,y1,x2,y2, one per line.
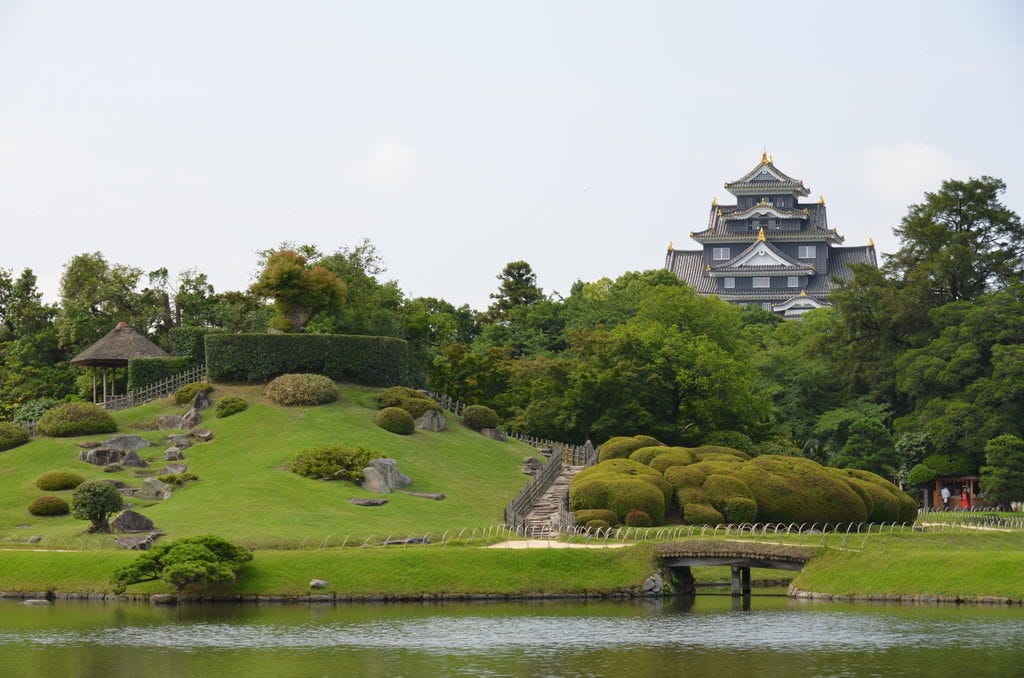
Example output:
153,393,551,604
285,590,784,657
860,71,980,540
980,435,1024,508
250,249,347,332
487,261,544,321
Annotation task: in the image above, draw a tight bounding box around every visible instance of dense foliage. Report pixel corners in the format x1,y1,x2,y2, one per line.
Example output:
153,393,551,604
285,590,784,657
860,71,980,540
127,357,190,391
375,407,416,435
36,402,117,437
290,445,375,482
111,535,252,594
265,373,339,406
0,421,29,451
70,480,124,532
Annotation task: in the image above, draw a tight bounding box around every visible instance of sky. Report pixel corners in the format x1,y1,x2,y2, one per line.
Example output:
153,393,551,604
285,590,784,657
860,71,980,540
1,1,1022,311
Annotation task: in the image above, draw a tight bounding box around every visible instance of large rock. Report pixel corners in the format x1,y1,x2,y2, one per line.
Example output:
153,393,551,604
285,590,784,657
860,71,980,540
111,509,155,533
192,429,214,442
116,531,162,550
102,435,151,452
181,408,201,429
348,498,388,506
137,478,173,501
120,451,148,468
415,410,447,432
156,415,184,430
360,458,412,494
191,389,213,412
162,463,188,475
164,446,186,460
166,434,192,448
482,427,507,442
78,447,123,466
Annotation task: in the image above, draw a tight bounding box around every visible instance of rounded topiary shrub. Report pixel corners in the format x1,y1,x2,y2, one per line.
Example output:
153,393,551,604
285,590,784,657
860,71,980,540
461,405,498,431
722,497,758,524
683,502,724,526
377,387,442,419
265,374,339,407
36,472,86,491
649,449,696,473
664,465,707,490
605,477,666,525
36,402,117,437
625,509,652,527
585,519,610,530
676,486,710,506
569,478,612,511
214,396,248,418
375,407,415,435
691,445,750,462
174,382,213,406
0,421,30,451
702,430,755,455
598,435,664,462
291,445,375,482
574,509,619,526
629,445,671,465
29,496,70,516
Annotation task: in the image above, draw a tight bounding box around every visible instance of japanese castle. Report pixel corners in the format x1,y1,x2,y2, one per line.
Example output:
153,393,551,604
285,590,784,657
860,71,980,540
665,153,876,318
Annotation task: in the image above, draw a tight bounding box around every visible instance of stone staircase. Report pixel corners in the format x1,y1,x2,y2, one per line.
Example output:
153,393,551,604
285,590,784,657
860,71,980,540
521,465,584,538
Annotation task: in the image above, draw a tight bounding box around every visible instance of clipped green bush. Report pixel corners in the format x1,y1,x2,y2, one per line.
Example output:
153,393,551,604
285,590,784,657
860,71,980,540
722,497,758,524
36,402,117,437
461,405,499,431
683,503,724,526
585,519,610,530
640,475,674,506
375,407,415,435
377,387,441,419
833,468,917,523
692,445,750,461
574,509,619,526
625,509,652,527
569,478,612,511
702,474,755,504
907,463,937,487
573,458,662,486
174,382,213,406
157,472,199,485
598,435,664,462
649,449,696,473
676,486,710,506
629,445,672,465
291,445,375,482
205,333,409,386
702,430,755,455
604,477,666,525
169,326,223,365
736,456,868,525
28,496,70,516
664,465,707,490
0,421,30,451
265,374,338,406
214,396,248,419
36,472,86,491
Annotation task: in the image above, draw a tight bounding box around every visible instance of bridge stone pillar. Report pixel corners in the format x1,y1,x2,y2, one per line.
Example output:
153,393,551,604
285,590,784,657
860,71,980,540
730,566,751,597
669,566,695,597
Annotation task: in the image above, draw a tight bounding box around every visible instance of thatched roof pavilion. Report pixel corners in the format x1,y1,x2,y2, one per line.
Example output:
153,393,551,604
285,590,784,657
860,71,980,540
71,322,170,401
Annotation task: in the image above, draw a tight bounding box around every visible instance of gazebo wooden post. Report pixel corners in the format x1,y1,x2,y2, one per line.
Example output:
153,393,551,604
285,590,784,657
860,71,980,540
91,368,97,403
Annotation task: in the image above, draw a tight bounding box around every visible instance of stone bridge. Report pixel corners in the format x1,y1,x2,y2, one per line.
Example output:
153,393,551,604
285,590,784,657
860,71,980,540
653,541,817,597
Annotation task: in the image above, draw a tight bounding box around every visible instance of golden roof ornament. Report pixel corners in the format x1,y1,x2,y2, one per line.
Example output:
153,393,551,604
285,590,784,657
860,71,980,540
711,197,718,206
757,227,766,242
819,194,825,204
799,289,807,296
705,264,712,272
668,241,674,250
868,237,875,247
761,149,769,164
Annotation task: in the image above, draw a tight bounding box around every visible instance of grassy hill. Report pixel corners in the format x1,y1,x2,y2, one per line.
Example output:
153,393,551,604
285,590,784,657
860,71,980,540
0,384,537,548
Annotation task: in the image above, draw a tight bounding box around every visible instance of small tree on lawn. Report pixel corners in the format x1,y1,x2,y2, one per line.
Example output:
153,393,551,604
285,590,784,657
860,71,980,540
111,535,252,595
70,480,124,532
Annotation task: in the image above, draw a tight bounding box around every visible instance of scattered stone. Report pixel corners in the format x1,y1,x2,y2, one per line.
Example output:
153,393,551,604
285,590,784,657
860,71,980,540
77,441,103,449
120,451,148,468
166,434,192,448
102,435,151,452
111,509,155,533
415,410,447,432
309,579,329,589
137,478,173,501
191,389,213,412
192,429,214,442
115,531,163,550
360,458,412,494
26,536,42,544
104,463,123,473
481,427,507,442
78,447,123,466
22,599,52,606
396,490,446,501
379,536,430,546
156,415,184,430
162,463,188,475
181,408,201,429
641,573,664,594
537,446,554,458
519,457,543,475
118,488,138,498
348,498,388,506
164,446,186,460
104,479,127,488
150,594,177,605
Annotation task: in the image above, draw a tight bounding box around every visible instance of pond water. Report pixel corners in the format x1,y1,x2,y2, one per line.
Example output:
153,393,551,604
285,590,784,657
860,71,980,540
2,595,1023,677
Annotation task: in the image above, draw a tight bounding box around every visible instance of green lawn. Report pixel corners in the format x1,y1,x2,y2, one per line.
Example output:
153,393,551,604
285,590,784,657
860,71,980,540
0,384,537,548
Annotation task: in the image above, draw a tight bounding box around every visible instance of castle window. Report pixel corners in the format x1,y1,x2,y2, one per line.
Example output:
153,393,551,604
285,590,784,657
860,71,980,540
788,276,799,288
762,302,773,311
798,245,816,259
724,277,735,289
753,277,770,288
713,247,730,260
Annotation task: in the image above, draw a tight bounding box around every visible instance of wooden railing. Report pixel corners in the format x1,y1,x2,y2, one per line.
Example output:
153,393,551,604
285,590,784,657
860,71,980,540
103,365,208,411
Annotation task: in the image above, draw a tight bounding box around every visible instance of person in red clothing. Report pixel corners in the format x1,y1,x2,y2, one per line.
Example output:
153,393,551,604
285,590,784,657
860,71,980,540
960,487,970,509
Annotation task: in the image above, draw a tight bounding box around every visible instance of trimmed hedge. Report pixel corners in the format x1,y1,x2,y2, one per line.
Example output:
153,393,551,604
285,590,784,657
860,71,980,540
573,458,661,485
127,357,189,391
375,407,416,435
170,327,223,365
604,477,666,525
736,456,868,524
291,445,374,482
628,446,670,465
676,486,710,506
36,472,86,491
461,405,499,432
36,402,117,437
692,445,750,461
682,503,724,526
215,396,249,419
265,374,339,407
205,333,409,386
0,421,29,451
174,382,212,406
29,496,70,516
574,509,619,527
649,449,696,474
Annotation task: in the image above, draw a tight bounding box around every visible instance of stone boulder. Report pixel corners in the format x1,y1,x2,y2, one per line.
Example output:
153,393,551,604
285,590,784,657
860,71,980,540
191,389,213,412
482,427,507,442
104,463,122,473
161,463,188,475
360,458,412,494
111,509,155,533
519,457,543,475
156,415,184,430
309,579,329,589
348,498,388,506
192,429,214,442
415,410,447,432
121,451,148,468
78,447,123,466
164,446,186,460
137,478,173,501
102,435,151,452
116,531,162,550
166,434,192,448
181,408,201,429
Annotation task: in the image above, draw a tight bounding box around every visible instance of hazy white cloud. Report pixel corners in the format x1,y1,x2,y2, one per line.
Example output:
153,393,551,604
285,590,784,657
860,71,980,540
860,141,973,208
360,142,418,188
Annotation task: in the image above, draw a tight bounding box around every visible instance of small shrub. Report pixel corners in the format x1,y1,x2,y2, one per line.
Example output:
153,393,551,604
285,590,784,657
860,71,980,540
625,509,652,527
649,449,696,473
36,402,117,437
629,445,670,465
157,472,199,485
605,477,666,525
664,465,707,490
375,407,415,435
36,472,86,491
291,445,375,482
574,509,619,526
722,497,758,524
0,421,30,451
174,382,213,406
683,502,724,526
585,519,610,530
569,478,612,511
265,374,338,406
377,387,441,419
598,435,664,462
28,496,70,516
215,396,248,418
461,405,499,431
676,486,710,506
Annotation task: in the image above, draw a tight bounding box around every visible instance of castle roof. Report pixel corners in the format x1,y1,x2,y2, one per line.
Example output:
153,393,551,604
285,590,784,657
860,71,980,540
724,152,810,197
